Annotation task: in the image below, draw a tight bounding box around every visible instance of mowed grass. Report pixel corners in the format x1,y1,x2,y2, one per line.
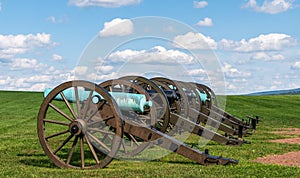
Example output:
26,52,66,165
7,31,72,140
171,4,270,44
0,91,300,177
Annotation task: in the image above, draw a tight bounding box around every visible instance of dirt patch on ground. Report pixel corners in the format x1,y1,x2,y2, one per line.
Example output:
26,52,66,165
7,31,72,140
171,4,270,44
271,128,300,135
269,137,300,144
254,151,300,167
254,128,300,167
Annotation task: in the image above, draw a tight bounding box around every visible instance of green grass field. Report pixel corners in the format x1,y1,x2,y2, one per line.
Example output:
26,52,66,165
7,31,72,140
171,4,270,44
0,91,300,177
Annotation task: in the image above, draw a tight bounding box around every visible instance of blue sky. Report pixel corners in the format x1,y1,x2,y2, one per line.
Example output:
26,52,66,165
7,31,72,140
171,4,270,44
0,0,300,94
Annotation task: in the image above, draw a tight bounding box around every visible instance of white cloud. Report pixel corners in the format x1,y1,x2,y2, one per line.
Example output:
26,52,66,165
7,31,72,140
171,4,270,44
243,0,294,14
87,72,120,82
272,80,282,85
226,83,237,90
47,16,56,23
291,61,300,70
47,15,68,24
27,75,55,83
193,1,208,8
196,17,213,27
187,69,206,76
219,33,297,52
1,61,75,91
0,3,2,12
99,18,134,37
29,83,49,91
52,54,63,61
251,52,285,61
222,62,251,78
69,0,141,8
108,46,194,64
173,32,217,50
0,33,52,59
74,66,88,75
0,76,12,86
10,58,47,70
95,65,114,74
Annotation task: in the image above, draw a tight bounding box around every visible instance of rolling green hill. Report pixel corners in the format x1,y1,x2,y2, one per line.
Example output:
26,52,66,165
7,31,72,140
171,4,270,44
0,91,300,177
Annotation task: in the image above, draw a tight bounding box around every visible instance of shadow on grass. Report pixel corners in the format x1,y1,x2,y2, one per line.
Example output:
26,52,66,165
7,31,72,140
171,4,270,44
17,151,199,169
117,157,198,165
17,152,57,168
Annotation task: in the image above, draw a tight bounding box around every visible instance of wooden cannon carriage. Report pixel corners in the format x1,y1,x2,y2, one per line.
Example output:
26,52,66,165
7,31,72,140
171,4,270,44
37,76,257,169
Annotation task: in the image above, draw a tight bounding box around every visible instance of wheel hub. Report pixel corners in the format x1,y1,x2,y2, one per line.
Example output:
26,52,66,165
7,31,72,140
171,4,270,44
69,119,87,135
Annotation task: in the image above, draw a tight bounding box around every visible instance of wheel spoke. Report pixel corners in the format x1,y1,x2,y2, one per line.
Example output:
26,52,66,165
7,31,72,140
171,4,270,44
128,134,140,146
80,136,85,169
86,100,106,122
88,128,115,135
87,116,115,127
87,132,111,152
49,103,73,122
53,134,74,154
74,86,81,117
60,91,77,119
121,140,127,153
66,136,79,165
46,129,69,140
43,118,69,126
82,90,93,119
102,133,113,143
84,135,100,164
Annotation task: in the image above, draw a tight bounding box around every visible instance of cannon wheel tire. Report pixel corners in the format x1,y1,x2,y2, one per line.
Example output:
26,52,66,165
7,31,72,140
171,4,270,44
37,80,123,169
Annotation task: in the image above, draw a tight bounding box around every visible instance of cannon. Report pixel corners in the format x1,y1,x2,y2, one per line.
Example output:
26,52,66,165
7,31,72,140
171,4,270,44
149,77,253,139
37,77,253,169
119,76,247,145
194,83,258,135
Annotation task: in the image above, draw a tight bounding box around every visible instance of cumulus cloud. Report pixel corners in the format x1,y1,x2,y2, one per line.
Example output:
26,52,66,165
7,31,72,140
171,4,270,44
47,16,56,23
251,52,285,61
219,33,297,52
0,33,52,59
108,46,195,65
95,65,114,74
187,69,207,76
0,76,12,86
196,17,213,27
99,18,134,37
193,1,208,8
291,61,300,70
52,54,63,61
173,32,217,50
87,72,121,82
69,0,141,8
74,66,88,75
222,62,251,78
108,46,195,64
46,15,68,24
10,58,47,70
243,0,294,14
4,71,74,91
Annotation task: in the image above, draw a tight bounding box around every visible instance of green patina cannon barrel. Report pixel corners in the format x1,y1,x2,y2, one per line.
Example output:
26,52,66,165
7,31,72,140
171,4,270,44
196,89,209,103
44,88,152,113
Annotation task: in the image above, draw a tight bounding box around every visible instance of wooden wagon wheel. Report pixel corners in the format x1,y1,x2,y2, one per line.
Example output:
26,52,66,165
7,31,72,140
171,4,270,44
151,77,189,118
195,83,218,108
37,80,123,169
118,75,170,133
176,81,202,113
99,79,157,157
